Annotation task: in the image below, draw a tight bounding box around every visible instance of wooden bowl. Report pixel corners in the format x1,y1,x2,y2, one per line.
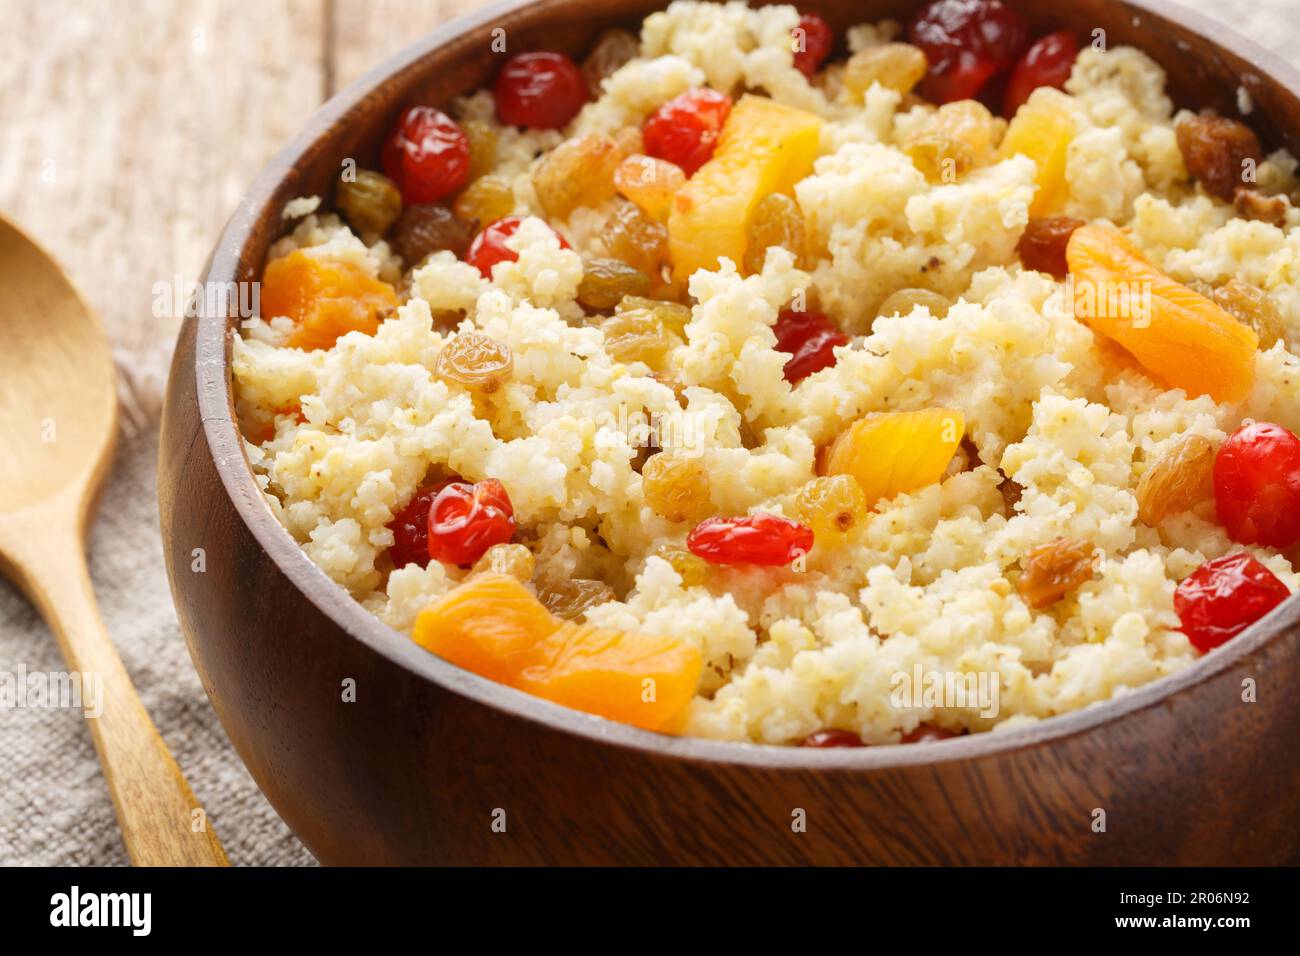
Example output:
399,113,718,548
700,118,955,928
159,0,1300,865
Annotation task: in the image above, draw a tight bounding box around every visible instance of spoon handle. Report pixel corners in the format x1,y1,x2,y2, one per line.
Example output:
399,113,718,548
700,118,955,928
4,515,229,867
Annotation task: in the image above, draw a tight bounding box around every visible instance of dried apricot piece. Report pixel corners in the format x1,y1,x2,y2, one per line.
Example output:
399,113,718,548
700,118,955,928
1065,222,1257,402
1136,434,1215,526
519,621,703,733
261,250,398,351
668,95,822,280
413,573,702,733
823,408,965,507
412,573,558,684
1017,537,1096,608
998,88,1075,215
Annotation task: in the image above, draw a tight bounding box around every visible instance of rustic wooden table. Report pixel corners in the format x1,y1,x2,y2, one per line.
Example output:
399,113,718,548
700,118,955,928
0,0,489,374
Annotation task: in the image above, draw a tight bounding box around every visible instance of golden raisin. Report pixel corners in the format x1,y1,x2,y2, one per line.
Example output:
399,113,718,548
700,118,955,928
1017,216,1085,278
1017,537,1096,609
471,542,536,582
534,133,623,219
903,100,999,182
463,119,499,180
582,27,640,96
743,192,807,275
602,200,670,277
577,258,652,310
453,175,515,228
390,205,475,266
536,577,616,620
876,287,951,319
1233,186,1290,227
336,169,403,235
1176,115,1263,202
1136,434,1216,526
614,155,686,223
434,330,513,393
642,453,712,523
843,43,927,100
794,475,868,540
654,545,712,586
613,126,644,157
1207,279,1285,350
601,307,680,367
617,295,691,335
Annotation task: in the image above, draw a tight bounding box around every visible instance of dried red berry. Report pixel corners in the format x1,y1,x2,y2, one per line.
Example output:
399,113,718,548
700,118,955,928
1003,30,1079,117
1174,552,1290,653
381,106,471,205
642,88,732,177
773,309,849,384
686,513,814,566
801,728,865,747
494,52,589,130
428,478,517,566
907,0,1030,104
388,485,441,568
465,215,571,278
1214,421,1300,549
901,723,963,743
792,13,834,77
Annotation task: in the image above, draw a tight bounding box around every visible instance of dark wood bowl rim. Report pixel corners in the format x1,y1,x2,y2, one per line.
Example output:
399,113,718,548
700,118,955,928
193,0,1300,770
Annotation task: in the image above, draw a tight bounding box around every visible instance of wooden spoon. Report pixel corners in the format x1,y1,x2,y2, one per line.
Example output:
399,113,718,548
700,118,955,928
0,214,228,866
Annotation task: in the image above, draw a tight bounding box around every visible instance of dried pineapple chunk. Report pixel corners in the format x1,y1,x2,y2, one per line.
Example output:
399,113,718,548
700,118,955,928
823,408,966,507
999,88,1076,216
668,95,822,281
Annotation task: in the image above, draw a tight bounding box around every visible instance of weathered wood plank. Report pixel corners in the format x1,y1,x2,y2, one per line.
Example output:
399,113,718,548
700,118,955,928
0,0,326,372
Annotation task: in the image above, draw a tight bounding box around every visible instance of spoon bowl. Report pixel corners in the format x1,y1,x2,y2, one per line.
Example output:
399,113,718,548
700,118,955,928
0,214,228,867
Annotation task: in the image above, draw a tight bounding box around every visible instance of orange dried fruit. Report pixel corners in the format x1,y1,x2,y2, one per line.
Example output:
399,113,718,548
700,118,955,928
823,408,965,507
534,132,624,219
1135,434,1216,526
668,95,822,280
843,43,927,100
614,154,686,223
904,99,999,183
1065,222,1258,402
1017,537,1096,609
261,250,398,351
413,573,702,732
999,88,1075,216
412,573,559,684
